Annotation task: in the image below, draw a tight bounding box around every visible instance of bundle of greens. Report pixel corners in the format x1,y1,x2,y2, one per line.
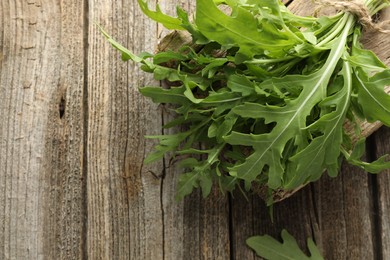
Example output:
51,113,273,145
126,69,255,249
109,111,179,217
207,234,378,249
101,0,390,202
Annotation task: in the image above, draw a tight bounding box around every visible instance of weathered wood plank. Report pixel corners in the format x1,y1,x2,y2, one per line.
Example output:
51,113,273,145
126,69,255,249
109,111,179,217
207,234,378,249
0,0,85,259
87,0,166,259
311,164,375,259
231,186,316,259
375,127,390,258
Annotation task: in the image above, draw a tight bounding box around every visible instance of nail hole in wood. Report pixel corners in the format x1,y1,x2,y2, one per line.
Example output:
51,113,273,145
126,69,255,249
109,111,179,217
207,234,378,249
59,96,65,118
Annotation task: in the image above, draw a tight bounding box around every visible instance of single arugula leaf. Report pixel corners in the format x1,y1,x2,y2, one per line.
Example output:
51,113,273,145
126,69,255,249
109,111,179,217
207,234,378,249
348,28,387,75
201,58,228,78
144,132,191,164
195,0,302,60
98,24,145,63
353,69,390,126
175,7,210,44
137,0,184,30
353,156,390,173
227,74,258,96
218,175,238,193
176,145,224,200
176,171,201,200
215,112,239,143
349,43,387,74
343,139,390,173
247,229,323,260
139,86,188,105
153,51,187,65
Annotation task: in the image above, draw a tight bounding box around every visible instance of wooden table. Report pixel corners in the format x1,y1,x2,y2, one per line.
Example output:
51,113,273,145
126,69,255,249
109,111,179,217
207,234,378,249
0,0,389,259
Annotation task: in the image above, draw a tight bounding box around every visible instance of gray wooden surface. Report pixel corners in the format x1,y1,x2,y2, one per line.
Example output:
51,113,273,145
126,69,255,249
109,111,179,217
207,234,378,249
0,0,389,259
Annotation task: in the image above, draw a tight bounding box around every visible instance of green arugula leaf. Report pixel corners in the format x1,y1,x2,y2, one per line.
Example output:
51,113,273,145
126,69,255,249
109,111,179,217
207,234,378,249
195,0,302,60
247,229,324,260
176,171,201,200
353,69,390,126
144,132,190,164
176,145,224,200
349,43,387,74
227,74,257,96
343,139,390,173
98,24,145,63
139,86,188,105
137,0,184,30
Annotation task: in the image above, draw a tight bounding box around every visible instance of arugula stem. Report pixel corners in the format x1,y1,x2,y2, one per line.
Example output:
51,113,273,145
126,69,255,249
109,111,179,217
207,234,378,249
270,58,303,75
369,3,389,15
195,143,225,173
340,146,351,159
313,12,344,38
245,56,296,64
207,143,224,164
359,0,383,13
282,23,305,43
317,13,350,47
365,0,375,6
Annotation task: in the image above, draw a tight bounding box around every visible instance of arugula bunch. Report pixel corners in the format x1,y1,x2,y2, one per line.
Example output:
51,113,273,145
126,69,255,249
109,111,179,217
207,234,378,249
101,0,390,201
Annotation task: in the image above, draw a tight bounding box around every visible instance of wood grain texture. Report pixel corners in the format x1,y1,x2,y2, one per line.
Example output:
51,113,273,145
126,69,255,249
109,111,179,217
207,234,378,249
374,127,390,259
0,0,85,259
41,1,86,258
311,164,375,259
231,184,317,259
87,0,164,259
